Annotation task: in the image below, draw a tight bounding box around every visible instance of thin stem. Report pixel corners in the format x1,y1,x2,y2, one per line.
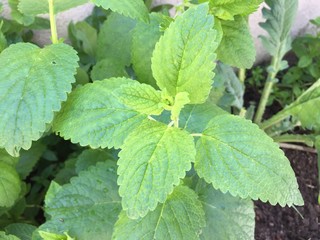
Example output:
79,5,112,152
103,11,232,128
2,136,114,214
260,109,290,130
238,68,246,83
273,134,315,147
48,0,58,44
254,58,279,124
174,119,179,128
279,143,317,154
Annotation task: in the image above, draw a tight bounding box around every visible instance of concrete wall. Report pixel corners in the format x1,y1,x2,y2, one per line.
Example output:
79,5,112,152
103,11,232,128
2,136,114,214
1,0,320,62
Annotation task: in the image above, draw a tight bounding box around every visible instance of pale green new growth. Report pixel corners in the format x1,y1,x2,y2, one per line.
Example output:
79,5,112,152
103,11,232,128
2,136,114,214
216,16,255,69
0,43,78,156
91,0,149,22
0,162,21,208
195,114,303,206
18,0,88,15
118,121,195,219
38,162,121,239
152,4,218,104
53,78,147,149
198,183,255,240
205,0,263,20
116,82,163,115
113,186,205,240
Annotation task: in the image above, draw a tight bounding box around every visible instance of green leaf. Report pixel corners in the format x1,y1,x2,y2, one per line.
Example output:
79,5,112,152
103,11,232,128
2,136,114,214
214,62,244,110
96,13,136,65
0,162,21,208
118,120,195,218
75,149,115,174
170,92,190,122
68,21,97,57
16,141,46,179
179,102,227,133
8,0,34,26
132,13,171,88
0,149,18,166
0,43,78,156
152,4,218,104
112,186,205,240
38,162,121,239
276,79,320,130
195,114,303,207
206,0,263,20
197,183,255,240
53,78,147,149
91,58,128,81
38,231,73,240
0,232,20,240
216,16,255,69
116,82,163,115
259,0,298,58
18,0,88,15
5,223,36,240
91,0,149,22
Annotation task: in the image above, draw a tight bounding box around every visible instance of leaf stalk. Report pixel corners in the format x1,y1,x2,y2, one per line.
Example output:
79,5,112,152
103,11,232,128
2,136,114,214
48,0,58,44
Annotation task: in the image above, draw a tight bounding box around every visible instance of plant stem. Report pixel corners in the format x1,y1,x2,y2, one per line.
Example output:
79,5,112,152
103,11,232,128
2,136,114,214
238,68,246,83
279,143,317,154
259,109,290,130
254,58,279,124
48,0,58,44
273,134,315,147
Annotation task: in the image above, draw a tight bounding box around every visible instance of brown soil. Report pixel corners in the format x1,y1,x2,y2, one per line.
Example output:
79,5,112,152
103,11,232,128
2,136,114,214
254,149,320,240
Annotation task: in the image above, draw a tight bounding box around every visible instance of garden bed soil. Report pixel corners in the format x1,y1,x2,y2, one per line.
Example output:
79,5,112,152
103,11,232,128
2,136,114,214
254,149,320,239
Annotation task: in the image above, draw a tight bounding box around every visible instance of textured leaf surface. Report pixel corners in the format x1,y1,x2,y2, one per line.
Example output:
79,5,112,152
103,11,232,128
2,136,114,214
113,186,205,240
5,223,36,240
118,121,195,218
75,149,115,174
197,183,255,240
277,79,320,130
259,0,298,58
195,114,303,206
18,0,88,15
152,4,217,103
0,162,21,208
179,102,227,133
38,162,121,240
0,43,78,156
91,0,149,22
0,232,19,240
116,82,163,115
206,0,263,20
217,16,255,69
91,58,128,81
53,78,146,149
16,141,46,179
96,13,136,65
214,63,244,110
132,13,169,87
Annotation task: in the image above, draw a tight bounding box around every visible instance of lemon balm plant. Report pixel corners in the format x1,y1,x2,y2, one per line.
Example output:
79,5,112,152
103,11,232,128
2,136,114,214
0,0,304,239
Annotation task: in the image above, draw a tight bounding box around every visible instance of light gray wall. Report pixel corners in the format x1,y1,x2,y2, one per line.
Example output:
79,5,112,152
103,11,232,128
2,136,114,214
1,0,320,62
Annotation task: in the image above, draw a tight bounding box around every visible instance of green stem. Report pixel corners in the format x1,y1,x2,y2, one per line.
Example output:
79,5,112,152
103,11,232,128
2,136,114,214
254,58,279,124
273,134,315,147
260,109,290,130
145,0,153,10
238,68,246,83
48,0,58,44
